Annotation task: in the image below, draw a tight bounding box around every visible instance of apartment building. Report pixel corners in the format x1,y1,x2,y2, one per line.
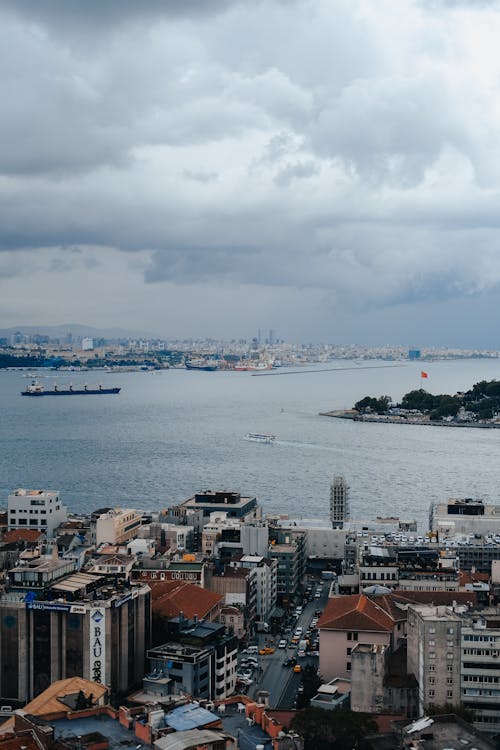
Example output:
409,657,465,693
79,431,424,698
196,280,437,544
146,618,238,701
8,489,68,538
461,612,500,734
234,555,277,621
317,593,405,680
406,604,462,715
93,508,143,545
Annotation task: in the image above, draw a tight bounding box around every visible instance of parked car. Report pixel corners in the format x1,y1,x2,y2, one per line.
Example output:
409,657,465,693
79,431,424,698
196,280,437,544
259,647,275,655
278,639,287,649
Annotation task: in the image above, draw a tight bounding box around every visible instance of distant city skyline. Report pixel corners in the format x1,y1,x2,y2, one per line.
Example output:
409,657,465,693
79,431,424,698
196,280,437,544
2,1,500,346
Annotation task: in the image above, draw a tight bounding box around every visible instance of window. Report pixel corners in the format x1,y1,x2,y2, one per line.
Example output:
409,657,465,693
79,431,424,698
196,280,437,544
428,689,435,698
447,677,453,685
429,640,435,646
346,662,351,671
429,627,436,634
428,665,435,672
347,648,351,656
447,627,454,635
447,641,454,647
447,665,453,672
447,653,454,660
429,677,435,685
447,690,453,699
429,652,436,659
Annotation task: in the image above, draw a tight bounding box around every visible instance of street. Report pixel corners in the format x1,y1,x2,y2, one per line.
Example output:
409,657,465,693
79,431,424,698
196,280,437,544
243,578,330,708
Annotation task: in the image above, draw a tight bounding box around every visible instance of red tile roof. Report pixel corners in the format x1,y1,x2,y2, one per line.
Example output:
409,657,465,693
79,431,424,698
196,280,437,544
459,570,489,587
2,530,43,544
153,582,223,620
318,594,395,632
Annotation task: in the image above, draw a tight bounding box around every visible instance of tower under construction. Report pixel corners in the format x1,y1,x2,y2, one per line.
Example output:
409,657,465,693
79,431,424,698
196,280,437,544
330,474,350,529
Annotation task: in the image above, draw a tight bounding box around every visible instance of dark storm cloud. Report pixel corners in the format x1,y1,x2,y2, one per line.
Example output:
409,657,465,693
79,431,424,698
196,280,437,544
2,0,500,340
0,0,240,29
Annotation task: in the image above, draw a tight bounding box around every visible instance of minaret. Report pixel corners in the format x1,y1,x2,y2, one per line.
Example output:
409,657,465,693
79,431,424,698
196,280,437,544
330,475,350,529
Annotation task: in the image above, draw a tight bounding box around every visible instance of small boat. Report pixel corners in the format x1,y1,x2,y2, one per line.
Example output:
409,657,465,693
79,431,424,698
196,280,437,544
245,433,276,444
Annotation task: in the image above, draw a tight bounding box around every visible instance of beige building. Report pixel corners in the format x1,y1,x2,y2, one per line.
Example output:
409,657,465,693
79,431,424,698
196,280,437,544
95,508,142,545
317,593,403,680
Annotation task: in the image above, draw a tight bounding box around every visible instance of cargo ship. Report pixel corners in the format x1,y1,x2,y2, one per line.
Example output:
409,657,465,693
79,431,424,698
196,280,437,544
22,381,121,396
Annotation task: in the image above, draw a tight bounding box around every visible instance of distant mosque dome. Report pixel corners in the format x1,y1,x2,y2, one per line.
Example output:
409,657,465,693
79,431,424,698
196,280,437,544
362,585,393,596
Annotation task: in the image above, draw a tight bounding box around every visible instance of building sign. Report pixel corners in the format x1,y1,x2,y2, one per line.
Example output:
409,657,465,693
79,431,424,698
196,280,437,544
89,608,106,684
26,601,86,614
113,589,140,608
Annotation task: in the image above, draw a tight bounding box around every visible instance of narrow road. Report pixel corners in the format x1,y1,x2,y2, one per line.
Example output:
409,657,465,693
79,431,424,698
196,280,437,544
245,579,329,709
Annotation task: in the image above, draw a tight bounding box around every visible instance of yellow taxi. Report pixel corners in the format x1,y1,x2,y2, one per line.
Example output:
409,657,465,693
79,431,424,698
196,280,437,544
259,647,276,655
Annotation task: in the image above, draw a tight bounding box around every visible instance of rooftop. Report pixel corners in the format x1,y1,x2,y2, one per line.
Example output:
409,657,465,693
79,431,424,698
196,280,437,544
164,703,220,731
9,678,107,718
52,715,138,750
153,582,222,620
318,594,395,632
155,729,235,750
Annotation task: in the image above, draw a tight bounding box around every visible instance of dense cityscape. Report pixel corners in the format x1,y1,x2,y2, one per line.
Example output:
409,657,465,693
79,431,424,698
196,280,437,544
0,481,498,750
3,328,500,373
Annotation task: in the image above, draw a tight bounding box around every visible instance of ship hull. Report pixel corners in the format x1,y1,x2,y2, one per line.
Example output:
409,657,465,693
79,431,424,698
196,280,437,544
22,387,121,396
185,364,217,371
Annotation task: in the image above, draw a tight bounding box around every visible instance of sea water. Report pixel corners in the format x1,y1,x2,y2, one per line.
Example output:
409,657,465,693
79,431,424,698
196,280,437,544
2,359,500,530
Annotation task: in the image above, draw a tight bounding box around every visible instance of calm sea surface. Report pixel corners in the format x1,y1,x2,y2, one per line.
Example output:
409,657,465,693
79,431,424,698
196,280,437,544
2,360,500,531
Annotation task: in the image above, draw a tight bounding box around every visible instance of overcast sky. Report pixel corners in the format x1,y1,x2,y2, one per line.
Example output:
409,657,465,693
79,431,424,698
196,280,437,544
2,0,500,345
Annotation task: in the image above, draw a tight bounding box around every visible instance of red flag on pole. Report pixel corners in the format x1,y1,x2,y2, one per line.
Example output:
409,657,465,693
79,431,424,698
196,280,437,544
421,371,428,378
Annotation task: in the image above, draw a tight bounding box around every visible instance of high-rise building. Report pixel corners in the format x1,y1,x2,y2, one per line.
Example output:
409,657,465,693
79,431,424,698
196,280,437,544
81,337,94,351
330,475,350,529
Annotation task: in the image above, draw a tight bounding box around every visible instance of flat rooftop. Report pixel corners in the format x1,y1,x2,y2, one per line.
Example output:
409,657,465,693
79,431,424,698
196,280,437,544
52,715,138,750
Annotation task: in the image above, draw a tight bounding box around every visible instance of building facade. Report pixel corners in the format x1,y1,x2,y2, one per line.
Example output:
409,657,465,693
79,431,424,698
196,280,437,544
0,581,151,703
94,508,143,546
406,604,461,716
8,489,68,539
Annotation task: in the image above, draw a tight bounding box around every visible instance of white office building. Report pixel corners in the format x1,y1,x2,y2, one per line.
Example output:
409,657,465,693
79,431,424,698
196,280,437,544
8,489,68,539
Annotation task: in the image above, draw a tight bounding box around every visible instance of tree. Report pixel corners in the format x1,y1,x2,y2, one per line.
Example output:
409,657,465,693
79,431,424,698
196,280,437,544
354,395,391,414
291,707,377,750
295,665,322,709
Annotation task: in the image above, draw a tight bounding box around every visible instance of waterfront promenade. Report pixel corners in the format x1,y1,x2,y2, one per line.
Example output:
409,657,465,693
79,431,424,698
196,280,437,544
320,409,500,428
